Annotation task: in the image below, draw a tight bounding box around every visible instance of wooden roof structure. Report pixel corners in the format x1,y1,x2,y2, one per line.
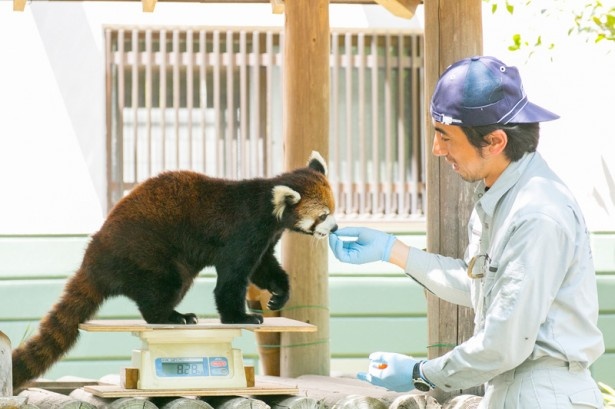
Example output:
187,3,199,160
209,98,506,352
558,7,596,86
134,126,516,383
13,0,421,17
9,0,483,392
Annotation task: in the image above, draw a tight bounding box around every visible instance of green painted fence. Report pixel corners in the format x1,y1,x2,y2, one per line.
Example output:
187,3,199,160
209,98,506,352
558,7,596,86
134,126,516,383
1,232,613,384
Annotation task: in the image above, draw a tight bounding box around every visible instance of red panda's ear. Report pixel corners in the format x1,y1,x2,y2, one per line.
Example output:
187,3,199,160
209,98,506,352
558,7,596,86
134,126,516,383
307,151,328,176
272,185,301,220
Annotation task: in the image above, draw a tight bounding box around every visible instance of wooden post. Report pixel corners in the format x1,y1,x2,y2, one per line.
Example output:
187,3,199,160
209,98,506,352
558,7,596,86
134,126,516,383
159,398,215,409
267,396,320,409
280,0,330,377
121,368,139,389
13,0,26,11
0,331,11,397
141,0,156,12
204,397,268,409
18,388,98,409
423,0,482,364
270,0,284,14
246,284,281,376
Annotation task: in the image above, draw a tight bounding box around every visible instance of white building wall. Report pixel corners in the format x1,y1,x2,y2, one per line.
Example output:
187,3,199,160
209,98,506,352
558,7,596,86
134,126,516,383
0,2,612,234
481,3,615,232
0,5,105,234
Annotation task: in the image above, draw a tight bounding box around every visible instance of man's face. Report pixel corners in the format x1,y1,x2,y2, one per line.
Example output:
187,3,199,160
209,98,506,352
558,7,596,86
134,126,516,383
432,122,489,184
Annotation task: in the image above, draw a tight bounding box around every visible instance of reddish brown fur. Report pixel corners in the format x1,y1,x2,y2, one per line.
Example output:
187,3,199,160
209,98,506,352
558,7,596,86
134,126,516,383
12,152,336,389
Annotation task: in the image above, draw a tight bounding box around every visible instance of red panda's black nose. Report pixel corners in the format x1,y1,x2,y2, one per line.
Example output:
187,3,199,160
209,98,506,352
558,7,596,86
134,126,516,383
331,224,338,233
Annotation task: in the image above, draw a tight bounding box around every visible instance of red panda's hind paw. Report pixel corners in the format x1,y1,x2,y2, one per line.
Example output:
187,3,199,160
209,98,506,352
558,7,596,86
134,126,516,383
246,313,264,325
220,313,263,325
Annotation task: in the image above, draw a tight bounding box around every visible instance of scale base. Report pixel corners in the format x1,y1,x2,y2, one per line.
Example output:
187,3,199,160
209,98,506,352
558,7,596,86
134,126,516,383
83,379,299,398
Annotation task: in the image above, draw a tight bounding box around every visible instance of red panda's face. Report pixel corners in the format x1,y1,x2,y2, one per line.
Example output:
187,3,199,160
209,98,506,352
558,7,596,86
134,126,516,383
293,173,337,239
271,151,338,238
271,172,337,239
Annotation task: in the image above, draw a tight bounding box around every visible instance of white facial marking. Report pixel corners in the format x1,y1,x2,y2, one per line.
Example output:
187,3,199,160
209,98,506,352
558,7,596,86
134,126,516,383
272,185,301,220
297,213,337,239
314,214,337,238
297,218,315,233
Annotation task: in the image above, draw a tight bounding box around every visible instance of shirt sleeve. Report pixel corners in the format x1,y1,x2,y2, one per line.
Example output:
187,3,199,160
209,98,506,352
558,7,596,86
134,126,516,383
421,213,575,391
405,246,473,308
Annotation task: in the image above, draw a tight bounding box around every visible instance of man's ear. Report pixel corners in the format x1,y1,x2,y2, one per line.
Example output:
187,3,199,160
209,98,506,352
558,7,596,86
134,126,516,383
486,129,508,156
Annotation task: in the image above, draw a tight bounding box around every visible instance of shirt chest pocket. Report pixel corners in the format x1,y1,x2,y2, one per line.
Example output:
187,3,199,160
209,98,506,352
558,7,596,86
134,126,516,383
482,259,499,297
482,259,527,321
472,258,498,328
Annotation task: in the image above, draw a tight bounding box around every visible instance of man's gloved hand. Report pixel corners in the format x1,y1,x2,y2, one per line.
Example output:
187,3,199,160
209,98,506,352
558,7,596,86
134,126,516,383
328,227,396,264
356,352,417,392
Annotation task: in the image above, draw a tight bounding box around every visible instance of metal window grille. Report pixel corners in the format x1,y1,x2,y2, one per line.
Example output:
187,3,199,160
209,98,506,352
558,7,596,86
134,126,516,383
105,27,425,222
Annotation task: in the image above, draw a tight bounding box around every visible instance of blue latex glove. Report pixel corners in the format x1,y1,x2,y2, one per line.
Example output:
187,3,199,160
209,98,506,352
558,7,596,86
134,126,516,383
328,227,396,264
357,352,417,392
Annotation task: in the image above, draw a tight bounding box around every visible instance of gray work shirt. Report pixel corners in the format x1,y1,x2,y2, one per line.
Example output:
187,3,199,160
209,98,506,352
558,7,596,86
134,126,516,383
405,152,604,391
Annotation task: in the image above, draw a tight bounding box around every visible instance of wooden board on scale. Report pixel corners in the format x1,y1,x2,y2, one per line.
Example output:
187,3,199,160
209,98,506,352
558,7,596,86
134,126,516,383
79,317,316,333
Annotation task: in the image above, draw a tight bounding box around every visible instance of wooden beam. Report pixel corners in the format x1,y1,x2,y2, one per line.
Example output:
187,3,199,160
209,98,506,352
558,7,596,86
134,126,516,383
281,0,330,378
41,0,392,3
1,331,12,396
13,0,26,11
142,0,156,12
373,0,420,18
271,0,284,14
424,0,484,402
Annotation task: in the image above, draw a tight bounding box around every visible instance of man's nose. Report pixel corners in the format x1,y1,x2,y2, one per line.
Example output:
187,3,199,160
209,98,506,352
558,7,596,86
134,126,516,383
432,135,446,157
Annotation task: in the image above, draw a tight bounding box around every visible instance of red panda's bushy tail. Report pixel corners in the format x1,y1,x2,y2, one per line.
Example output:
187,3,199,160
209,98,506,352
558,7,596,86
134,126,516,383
12,268,105,389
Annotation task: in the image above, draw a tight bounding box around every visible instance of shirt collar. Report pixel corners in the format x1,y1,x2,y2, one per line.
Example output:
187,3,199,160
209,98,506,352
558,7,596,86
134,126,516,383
474,152,536,217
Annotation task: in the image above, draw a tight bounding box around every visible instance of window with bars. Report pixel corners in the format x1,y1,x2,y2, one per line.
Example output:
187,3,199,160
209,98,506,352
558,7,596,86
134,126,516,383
105,27,425,222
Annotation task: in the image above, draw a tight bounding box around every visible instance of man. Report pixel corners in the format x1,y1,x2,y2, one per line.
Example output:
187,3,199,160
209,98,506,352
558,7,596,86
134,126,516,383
329,56,604,408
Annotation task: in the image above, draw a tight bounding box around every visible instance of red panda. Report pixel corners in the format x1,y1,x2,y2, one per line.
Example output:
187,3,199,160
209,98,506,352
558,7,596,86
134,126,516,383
12,151,337,389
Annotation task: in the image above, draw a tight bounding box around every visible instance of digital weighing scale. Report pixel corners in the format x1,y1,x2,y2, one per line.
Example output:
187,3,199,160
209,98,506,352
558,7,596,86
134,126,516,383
79,317,315,397
131,327,245,389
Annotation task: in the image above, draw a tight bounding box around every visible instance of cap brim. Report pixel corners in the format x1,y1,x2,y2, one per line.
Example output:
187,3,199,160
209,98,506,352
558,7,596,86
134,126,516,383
507,101,559,124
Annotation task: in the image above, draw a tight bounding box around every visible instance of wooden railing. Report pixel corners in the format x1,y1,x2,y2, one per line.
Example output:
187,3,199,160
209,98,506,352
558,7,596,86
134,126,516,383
105,27,425,222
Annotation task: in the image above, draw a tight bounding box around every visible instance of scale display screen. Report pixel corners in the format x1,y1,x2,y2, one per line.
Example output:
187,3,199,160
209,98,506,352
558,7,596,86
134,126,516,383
155,357,230,378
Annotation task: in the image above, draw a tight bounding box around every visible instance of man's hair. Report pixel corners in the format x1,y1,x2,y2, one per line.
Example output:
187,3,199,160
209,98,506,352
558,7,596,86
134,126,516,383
461,123,540,162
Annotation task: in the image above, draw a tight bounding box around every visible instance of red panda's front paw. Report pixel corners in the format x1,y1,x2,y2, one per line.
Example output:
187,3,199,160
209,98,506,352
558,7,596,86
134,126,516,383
168,311,198,324
267,291,289,311
182,313,198,324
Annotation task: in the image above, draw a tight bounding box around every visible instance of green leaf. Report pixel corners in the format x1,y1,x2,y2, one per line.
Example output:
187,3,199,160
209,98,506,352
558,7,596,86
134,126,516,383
508,33,523,51
506,1,514,14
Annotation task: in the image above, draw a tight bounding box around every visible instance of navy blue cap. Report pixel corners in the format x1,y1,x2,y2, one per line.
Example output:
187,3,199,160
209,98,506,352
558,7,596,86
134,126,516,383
430,56,559,127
